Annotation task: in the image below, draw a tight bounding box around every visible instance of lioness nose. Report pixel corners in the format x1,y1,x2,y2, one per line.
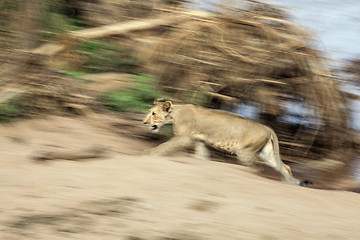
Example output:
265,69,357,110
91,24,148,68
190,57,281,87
143,120,147,124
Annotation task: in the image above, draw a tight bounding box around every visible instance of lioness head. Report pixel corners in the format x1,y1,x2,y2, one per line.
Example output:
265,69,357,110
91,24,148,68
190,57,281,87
143,99,173,132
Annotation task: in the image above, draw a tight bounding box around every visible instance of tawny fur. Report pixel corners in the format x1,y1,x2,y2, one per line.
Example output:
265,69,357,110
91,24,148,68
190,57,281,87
143,100,301,185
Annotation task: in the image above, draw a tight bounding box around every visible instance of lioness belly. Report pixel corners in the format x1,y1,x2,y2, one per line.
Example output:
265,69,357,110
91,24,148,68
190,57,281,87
206,137,238,154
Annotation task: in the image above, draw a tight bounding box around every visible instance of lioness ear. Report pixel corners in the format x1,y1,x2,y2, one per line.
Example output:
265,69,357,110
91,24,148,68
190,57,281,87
162,101,172,113
153,98,163,105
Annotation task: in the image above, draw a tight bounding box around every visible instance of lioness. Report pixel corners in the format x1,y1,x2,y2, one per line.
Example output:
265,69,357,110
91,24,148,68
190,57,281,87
143,99,311,186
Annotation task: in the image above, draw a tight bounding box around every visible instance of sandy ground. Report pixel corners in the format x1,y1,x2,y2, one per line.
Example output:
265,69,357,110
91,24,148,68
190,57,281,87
1,114,360,240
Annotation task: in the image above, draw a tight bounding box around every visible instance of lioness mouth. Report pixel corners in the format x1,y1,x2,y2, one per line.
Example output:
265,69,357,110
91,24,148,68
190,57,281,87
150,125,158,131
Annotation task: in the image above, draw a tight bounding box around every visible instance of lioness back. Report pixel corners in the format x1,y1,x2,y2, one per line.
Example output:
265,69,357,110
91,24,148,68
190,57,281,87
174,105,270,152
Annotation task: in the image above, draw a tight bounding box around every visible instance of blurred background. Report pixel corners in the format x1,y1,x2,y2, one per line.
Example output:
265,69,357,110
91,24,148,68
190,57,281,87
1,1,360,239
0,0,359,183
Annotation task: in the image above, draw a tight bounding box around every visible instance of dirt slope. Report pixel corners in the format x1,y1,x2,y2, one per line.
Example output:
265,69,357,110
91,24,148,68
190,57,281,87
0,115,359,240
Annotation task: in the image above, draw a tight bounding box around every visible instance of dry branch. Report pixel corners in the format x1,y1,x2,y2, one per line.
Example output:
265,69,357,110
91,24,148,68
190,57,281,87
32,9,211,57
0,88,24,103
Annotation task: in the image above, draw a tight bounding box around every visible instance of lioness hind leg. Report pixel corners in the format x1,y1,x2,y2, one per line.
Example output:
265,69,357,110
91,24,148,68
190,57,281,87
194,141,210,160
236,151,257,167
258,140,300,185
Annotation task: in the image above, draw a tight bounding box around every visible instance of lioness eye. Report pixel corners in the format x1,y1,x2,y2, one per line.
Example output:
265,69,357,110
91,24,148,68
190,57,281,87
152,112,155,116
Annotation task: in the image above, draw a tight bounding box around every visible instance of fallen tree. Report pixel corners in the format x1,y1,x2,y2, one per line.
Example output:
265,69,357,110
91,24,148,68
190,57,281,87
140,2,353,160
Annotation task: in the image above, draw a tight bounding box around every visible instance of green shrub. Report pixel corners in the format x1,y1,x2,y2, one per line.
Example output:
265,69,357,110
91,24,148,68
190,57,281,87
41,1,85,40
101,74,163,113
0,95,25,123
77,40,138,73
64,70,88,79
0,0,19,29
0,104,20,122
63,70,91,84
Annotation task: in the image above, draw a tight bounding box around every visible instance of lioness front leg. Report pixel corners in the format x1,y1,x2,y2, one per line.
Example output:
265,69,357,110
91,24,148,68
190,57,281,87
194,141,210,160
148,136,192,156
236,151,257,167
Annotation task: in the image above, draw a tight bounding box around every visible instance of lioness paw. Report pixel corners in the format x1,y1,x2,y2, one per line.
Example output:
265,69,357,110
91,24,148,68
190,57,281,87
300,179,313,186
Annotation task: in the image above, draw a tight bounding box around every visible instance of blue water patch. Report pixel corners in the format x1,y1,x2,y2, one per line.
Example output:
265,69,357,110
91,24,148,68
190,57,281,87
353,156,360,181
266,0,360,64
278,101,320,127
233,102,260,120
232,100,320,128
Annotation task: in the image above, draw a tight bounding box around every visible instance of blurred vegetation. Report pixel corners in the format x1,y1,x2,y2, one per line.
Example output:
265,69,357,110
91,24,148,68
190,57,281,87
0,0,142,119
41,0,86,40
42,1,139,73
0,0,358,163
40,9,85,40
0,0,82,48
0,0,19,48
101,74,163,113
0,0,18,27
